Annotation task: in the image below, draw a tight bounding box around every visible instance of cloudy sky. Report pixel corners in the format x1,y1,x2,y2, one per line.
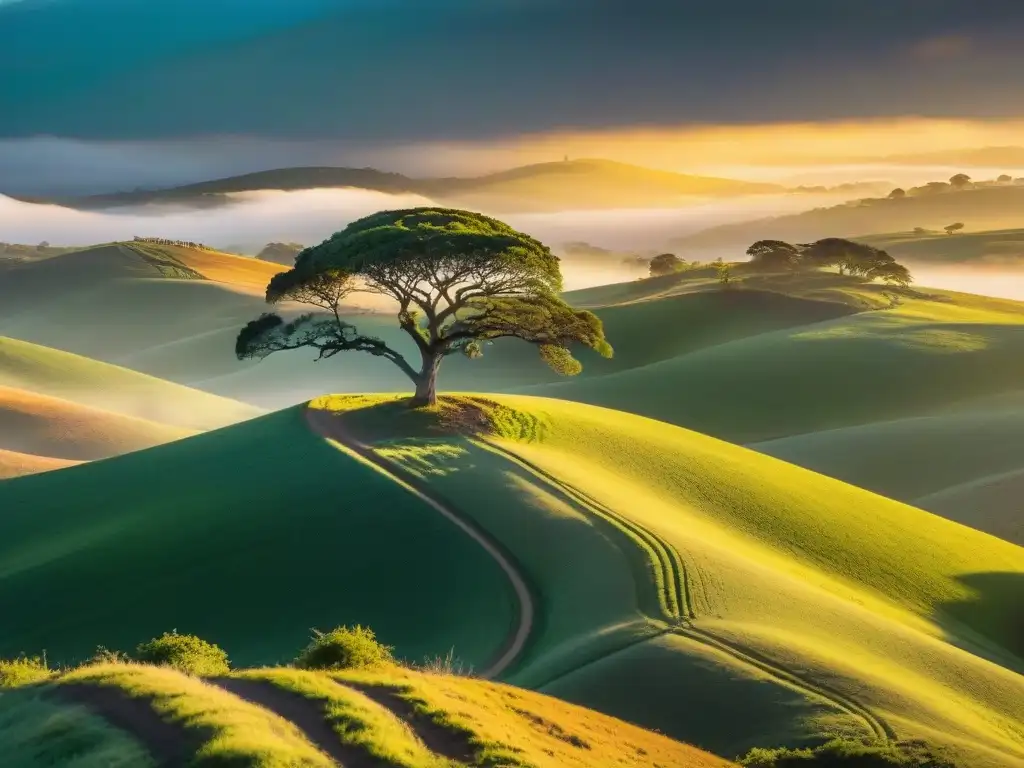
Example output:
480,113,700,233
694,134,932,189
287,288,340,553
2,0,1024,192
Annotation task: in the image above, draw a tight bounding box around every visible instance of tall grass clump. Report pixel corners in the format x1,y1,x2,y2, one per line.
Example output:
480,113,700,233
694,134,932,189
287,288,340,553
0,655,52,688
740,739,955,767
135,631,230,676
295,626,394,670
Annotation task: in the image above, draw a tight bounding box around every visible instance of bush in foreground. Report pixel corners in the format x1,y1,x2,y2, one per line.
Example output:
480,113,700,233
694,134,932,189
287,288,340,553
0,655,52,688
135,631,230,676
295,625,394,670
740,739,955,767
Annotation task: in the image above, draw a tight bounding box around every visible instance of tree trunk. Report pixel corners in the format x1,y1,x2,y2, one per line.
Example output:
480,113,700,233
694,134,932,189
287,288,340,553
409,349,443,407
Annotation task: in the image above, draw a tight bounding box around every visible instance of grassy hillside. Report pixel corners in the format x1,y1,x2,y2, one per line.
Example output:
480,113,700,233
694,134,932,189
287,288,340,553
751,406,1024,544
859,228,1024,266
2,395,1020,765
0,336,261,430
674,186,1024,257
528,281,1024,443
1,662,729,768
0,385,193,462
0,448,78,480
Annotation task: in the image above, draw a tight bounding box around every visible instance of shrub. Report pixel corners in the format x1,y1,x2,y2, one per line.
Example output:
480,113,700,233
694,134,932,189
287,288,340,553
0,655,52,688
739,739,955,767
135,631,230,676
87,646,132,666
295,626,395,671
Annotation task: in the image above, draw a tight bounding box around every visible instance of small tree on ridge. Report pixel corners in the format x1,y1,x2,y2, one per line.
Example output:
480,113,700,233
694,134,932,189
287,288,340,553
944,222,965,235
236,208,612,406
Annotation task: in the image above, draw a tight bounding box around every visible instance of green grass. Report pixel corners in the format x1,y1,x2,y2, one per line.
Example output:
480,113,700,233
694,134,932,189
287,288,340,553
915,468,1024,547
0,335,261,430
750,406,1024,543
0,686,154,768
306,395,1024,766
3,393,1023,765
0,406,517,669
527,285,1024,443
860,228,1024,266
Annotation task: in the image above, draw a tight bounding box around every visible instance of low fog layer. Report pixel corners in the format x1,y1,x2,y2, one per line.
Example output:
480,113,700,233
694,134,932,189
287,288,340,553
904,263,1024,302
0,186,849,254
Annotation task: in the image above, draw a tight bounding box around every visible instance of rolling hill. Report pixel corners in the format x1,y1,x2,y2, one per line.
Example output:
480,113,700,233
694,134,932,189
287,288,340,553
0,384,193,464
0,395,1021,766
751,406,1024,545
1,661,729,768
40,159,785,214
0,335,261,430
859,227,1024,266
673,186,1024,258
0,449,78,480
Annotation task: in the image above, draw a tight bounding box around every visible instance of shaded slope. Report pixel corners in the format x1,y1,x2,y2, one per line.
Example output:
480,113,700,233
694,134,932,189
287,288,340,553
0,406,517,670
860,227,1024,266
916,468,1024,547
0,336,261,430
0,385,193,462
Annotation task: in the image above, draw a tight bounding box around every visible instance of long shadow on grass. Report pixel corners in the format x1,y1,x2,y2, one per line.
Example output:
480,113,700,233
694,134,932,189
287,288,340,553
937,572,1024,674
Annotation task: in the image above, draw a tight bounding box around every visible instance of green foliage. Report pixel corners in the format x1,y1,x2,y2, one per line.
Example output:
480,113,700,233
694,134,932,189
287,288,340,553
135,631,230,676
0,655,51,688
238,207,612,405
739,739,955,767
295,626,395,671
716,261,734,287
649,252,685,276
747,240,801,270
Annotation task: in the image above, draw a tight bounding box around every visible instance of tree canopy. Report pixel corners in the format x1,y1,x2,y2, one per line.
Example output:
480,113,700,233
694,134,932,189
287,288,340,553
649,253,685,276
746,240,801,270
944,222,965,235
236,208,612,405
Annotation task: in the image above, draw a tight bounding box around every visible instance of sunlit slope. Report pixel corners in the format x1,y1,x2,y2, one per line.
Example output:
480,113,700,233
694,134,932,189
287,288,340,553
751,406,1024,544
0,336,261,430
3,664,729,768
0,449,78,480
0,243,281,367
0,406,516,671
528,288,1024,442
310,395,1024,766
0,385,193,462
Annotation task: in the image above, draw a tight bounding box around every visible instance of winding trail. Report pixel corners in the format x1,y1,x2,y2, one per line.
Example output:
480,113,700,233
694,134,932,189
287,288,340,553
305,406,535,680
474,437,894,743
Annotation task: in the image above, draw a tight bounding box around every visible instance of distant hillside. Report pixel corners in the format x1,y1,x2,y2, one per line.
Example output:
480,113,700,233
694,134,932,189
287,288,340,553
36,159,786,213
675,185,1024,256
859,227,1024,265
872,146,1024,168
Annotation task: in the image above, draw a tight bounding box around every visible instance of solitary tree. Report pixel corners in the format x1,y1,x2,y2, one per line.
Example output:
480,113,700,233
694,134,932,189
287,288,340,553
997,174,1013,184
648,253,685,276
746,240,801,271
949,173,972,190
715,261,734,288
236,208,612,406
888,188,907,199
944,222,965,235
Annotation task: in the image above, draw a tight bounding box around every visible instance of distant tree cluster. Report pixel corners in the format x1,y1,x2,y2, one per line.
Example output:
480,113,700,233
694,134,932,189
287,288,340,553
746,238,913,287
133,236,214,251
256,242,306,265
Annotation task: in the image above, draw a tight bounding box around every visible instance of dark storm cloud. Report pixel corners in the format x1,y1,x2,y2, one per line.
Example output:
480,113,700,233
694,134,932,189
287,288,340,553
1,0,1023,142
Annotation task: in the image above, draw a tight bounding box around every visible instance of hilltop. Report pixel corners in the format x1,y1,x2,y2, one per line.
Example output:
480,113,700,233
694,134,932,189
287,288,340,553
2,660,729,768
673,185,1024,257
0,395,1020,766
858,227,1024,266
31,159,786,214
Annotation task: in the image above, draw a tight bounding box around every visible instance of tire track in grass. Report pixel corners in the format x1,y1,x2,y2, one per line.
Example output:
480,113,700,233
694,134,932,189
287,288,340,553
474,438,894,743
305,406,534,681
335,679,479,765
207,677,376,767
48,683,209,768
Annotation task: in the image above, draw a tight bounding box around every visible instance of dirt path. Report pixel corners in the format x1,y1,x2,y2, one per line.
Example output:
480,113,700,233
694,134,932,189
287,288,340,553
49,683,208,768
335,679,478,764
208,677,377,767
304,406,535,680
473,438,894,743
